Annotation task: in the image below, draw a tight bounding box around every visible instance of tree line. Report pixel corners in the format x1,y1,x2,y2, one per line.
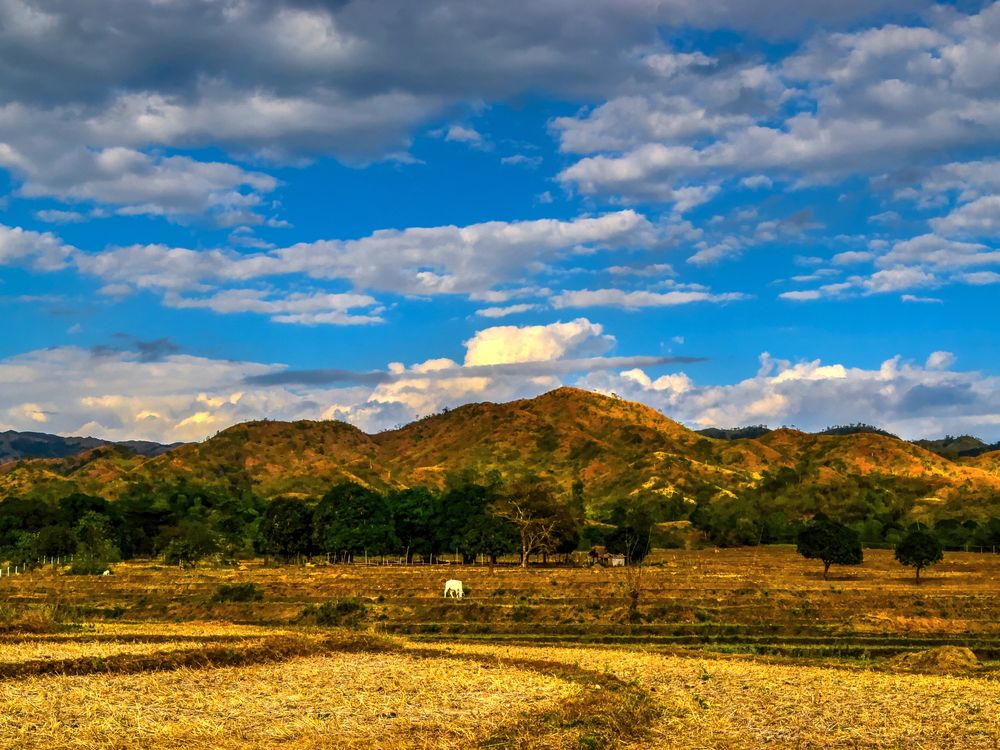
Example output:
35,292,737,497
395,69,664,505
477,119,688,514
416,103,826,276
0,473,654,570
0,466,989,573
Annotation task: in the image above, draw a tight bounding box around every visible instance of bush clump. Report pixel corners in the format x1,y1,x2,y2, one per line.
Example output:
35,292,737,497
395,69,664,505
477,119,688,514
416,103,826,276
211,582,264,603
297,598,368,628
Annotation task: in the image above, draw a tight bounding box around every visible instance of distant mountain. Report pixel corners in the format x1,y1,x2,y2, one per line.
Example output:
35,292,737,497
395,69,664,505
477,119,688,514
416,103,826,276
697,425,773,440
3,388,1000,526
819,423,899,439
913,435,1000,458
0,430,180,464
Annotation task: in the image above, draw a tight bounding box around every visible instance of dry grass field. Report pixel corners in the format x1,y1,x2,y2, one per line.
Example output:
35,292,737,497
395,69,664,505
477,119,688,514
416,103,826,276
0,547,999,748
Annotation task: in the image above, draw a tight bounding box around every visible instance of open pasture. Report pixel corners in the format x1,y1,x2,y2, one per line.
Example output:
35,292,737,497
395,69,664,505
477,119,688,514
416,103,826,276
0,548,999,747
3,546,1000,660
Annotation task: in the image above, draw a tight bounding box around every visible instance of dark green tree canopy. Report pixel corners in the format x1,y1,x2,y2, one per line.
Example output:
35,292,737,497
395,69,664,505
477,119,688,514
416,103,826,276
35,524,77,558
387,487,440,561
314,482,397,557
260,497,314,561
895,528,943,581
796,516,863,578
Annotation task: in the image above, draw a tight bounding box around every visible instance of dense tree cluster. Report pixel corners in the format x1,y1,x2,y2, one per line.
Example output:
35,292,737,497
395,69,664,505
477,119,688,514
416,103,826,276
0,474,593,569
0,462,995,573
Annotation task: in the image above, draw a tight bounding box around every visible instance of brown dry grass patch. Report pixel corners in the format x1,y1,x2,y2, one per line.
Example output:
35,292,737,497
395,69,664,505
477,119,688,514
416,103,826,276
437,642,1000,749
0,649,579,749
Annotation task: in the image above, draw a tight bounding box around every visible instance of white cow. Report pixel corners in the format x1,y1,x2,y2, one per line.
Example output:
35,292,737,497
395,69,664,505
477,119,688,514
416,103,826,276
443,579,464,598
101,569,111,576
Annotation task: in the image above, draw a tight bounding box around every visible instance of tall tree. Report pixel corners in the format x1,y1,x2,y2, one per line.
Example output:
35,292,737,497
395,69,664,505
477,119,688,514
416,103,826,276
492,477,574,568
314,482,396,560
796,516,863,579
387,487,439,563
260,497,313,562
895,527,943,582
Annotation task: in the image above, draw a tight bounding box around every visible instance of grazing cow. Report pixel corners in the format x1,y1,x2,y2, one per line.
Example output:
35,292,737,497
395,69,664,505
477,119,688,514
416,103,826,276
101,569,111,576
443,579,464,598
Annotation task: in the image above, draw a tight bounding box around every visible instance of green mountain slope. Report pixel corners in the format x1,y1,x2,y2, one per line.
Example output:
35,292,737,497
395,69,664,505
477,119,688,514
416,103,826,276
2,388,999,524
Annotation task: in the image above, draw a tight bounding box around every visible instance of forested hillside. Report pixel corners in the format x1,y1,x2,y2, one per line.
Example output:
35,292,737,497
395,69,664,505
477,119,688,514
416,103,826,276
1,387,999,567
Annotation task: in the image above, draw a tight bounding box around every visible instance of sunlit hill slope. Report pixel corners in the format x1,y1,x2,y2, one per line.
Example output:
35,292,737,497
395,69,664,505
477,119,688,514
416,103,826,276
2,388,999,522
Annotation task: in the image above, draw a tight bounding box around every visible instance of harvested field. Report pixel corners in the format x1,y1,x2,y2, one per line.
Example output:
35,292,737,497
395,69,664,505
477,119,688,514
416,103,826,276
0,625,996,749
0,647,578,749
433,641,1000,749
0,548,997,747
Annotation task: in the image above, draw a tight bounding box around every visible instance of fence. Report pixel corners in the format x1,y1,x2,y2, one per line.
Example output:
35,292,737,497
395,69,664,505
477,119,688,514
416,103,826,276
0,555,75,578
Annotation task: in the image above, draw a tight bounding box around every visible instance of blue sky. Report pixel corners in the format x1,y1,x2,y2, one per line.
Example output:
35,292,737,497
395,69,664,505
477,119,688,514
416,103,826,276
1,0,999,442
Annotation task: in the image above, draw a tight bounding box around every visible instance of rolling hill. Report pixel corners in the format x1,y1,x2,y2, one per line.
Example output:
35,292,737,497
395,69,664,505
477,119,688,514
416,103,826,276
2,388,999,522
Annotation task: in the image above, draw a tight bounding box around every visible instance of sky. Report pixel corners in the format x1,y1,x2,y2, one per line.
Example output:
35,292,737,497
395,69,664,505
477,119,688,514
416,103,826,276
1,0,999,443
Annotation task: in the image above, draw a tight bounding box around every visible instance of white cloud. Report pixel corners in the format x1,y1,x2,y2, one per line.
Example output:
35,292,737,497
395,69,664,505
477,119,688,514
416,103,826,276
555,4,1000,211
474,303,540,318
552,288,745,309
0,210,657,325
740,175,773,190
34,209,85,224
926,351,956,370
500,154,542,168
444,125,485,147
164,289,384,326
832,251,874,265
578,351,1000,440
272,211,656,296
0,346,287,442
463,319,613,366
5,337,1000,443
0,223,75,271
878,234,1000,269
931,195,1000,238
8,147,278,222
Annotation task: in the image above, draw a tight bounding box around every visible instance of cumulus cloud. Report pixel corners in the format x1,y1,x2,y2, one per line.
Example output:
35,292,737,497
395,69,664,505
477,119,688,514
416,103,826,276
1,209,661,325
578,352,1000,440
555,2,1000,218
931,195,1000,238
4,333,998,442
0,319,699,440
0,345,287,442
0,0,925,223
463,319,614,366
62,211,655,303
0,145,279,224
474,303,540,318
0,223,75,270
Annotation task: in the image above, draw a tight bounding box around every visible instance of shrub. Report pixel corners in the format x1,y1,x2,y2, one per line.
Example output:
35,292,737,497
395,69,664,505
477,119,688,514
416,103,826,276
67,560,110,576
211,582,264,603
297,598,368,628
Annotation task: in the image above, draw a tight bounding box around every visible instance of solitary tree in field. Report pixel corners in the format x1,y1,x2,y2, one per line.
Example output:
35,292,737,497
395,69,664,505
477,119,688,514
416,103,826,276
895,528,943,582
796,516,862,578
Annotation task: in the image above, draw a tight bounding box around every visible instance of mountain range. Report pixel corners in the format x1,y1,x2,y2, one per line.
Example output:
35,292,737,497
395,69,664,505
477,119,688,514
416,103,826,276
2,388,999,523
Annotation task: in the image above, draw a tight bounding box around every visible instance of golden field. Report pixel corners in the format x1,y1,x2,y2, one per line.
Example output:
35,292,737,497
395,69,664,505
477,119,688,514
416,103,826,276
0,547,999,748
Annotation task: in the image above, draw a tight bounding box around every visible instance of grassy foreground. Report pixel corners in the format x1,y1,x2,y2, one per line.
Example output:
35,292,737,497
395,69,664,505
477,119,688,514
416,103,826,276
0,547,998,748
